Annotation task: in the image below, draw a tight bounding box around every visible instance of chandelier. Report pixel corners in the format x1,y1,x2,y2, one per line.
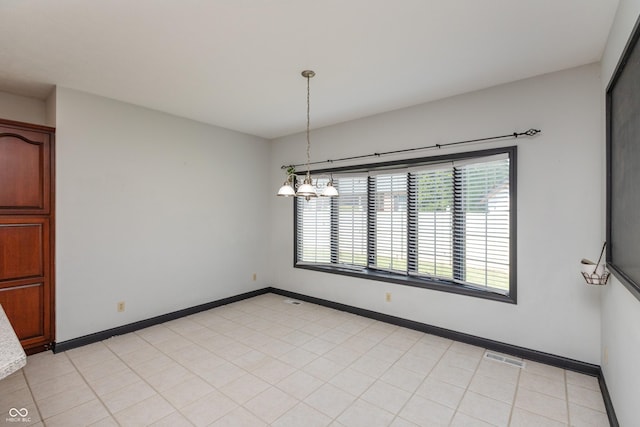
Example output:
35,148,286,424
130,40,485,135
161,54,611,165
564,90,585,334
277,70,338,200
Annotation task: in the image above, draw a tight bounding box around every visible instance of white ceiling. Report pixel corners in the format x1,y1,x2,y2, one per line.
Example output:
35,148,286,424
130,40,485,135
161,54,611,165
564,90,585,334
0,1,618,139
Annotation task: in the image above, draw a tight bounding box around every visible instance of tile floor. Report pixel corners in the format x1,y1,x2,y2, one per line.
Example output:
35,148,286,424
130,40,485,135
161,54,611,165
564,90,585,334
0,293,609,426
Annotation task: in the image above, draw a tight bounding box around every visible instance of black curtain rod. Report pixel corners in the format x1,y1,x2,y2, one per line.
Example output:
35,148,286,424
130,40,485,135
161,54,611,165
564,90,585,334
281,128,540,170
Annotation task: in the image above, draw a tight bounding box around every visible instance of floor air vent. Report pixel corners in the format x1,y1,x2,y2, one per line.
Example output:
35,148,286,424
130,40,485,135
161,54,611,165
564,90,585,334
283,299,303,305
484,351,526,368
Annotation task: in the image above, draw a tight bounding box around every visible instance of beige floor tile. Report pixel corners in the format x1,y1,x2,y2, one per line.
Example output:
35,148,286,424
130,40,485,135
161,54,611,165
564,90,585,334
101,380,157,413
390,417,421,427
103,333,151,356
568,402,610,426
0,385,35,413
329,367,377,396
76,357,129,383
399,394,455,426
360,380,411,414
180,391,241,425
302,337,337,355
406,341,448,360
515,387,568,423
323,345,363,366
135,325,181,345
341,335,379,353
0,370,27,394
113,394,176,427
149,411,194,427
278,347,319,368
44,399,109,427
567,383,606,412
303,356,345,381
281,330,315,346
304,383,356,418
468,372,518,404
86,367,140,396
429,362,475,388
145,363,195,391
457,391,512,427
365,343,406,364
272,402,332,427
219,373,271,404
89,416,120,426
16,295,611,427
510,407,568,426
415,376,466,409
165,343,212,364
37,382,96,419
449,341,485,357
450,412,496,426
350,354,394,378
336,399,395,427
439,349,483,371
129,353,174,378
209,406,268,427
118,345,163,367
395,353,438,376
380,365,425,393
519,370,566,400
192,360,245,387
29,370,86,401
565,371,600,391
66,343,118,370
23,354,76,386
158,336,197,354
276,370,325,399
251,356,298,384
474,359,521,384
245,386,299,423
523,360,565,382
160,375,216,408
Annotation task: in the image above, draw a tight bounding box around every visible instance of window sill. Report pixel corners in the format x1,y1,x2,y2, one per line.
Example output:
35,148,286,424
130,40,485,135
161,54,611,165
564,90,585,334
294,263,516,304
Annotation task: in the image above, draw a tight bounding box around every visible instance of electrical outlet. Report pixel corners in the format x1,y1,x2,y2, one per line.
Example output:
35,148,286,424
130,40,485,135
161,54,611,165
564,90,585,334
385,292,391,302
117,301,125,312
252,273,257,281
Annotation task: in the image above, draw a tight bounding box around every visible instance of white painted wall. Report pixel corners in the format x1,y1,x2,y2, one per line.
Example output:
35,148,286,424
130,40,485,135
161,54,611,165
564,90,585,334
0,91,47,124
270,64,604,364
55,87,270,341
600,1,640,425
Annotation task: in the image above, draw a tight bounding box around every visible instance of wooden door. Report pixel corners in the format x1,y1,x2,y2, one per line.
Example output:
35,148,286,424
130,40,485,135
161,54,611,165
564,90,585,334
0,119,55,354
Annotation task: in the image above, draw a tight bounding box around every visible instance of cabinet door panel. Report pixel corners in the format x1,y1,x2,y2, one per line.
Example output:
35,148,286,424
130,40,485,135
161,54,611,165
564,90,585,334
0,222,44,281
0,283,45,342
0,127,51,214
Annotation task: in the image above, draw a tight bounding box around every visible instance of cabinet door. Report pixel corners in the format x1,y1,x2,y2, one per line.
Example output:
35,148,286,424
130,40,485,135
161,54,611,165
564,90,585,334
0,125,51,214
0,217,52,348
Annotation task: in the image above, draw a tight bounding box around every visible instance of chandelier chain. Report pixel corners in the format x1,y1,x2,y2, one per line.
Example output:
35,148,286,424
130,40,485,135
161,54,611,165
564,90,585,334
306,73,311,178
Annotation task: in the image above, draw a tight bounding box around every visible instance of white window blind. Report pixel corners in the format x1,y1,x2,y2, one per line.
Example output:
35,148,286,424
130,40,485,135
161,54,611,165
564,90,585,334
453,156,510,291
296,178,331,264
335,176,368,266
409,166,454,280
294,148,513,298
369,173,407,273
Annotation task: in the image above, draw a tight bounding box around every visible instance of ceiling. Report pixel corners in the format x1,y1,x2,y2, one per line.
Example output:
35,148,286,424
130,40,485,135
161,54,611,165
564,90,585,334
0,1,619,139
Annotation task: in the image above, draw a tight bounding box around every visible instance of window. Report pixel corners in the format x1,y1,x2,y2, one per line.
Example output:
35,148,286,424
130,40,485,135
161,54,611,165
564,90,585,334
294,147,516,303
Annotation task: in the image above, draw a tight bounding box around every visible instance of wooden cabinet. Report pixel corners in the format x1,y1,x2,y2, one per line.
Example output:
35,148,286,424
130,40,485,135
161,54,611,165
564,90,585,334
0,119,55,354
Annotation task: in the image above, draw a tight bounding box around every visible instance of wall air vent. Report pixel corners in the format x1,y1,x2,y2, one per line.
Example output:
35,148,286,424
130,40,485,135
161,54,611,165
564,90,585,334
484,351,526,368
